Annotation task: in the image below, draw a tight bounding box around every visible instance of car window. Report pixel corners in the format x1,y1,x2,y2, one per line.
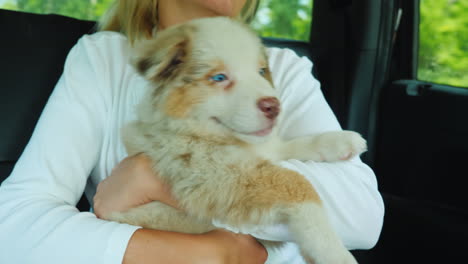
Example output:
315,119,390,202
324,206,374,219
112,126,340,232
418,0,468,88
0,0,113,20
252,0,313,41
1,0,313,41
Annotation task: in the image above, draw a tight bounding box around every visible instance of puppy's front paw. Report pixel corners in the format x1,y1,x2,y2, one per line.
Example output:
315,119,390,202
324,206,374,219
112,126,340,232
314,131,367,162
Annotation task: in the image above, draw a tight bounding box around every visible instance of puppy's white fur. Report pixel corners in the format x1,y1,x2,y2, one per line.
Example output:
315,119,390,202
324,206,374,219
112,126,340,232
107,17,365,264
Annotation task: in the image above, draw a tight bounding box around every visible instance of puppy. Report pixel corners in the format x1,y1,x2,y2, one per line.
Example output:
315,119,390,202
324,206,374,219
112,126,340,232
107,17,365,264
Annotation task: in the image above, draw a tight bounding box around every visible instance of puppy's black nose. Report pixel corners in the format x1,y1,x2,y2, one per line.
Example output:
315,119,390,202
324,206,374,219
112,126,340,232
257,97,280,120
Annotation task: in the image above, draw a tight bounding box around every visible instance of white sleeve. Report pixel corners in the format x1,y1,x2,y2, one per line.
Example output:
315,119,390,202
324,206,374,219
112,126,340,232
0,35,139,263
245,48,385,250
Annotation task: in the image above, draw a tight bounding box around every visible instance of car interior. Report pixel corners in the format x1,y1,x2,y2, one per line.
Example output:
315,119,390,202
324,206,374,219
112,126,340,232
1,0,467,263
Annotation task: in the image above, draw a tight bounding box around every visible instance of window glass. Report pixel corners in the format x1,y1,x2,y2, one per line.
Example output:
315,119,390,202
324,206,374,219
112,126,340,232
252,0,313,41
418,0,468,87
0,0,113,20
1,0,313,41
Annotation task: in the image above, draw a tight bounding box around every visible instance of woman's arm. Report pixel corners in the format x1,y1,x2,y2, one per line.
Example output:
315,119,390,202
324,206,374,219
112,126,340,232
92,152,268,264
0,35,139,263
243,48,385,250
123,229,267,264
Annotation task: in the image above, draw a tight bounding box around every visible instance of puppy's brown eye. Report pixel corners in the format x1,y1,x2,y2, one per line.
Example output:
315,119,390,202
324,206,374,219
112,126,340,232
259,68,267,76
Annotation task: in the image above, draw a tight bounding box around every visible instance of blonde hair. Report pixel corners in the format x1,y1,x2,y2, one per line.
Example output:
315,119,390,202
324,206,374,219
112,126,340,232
98,0,260,43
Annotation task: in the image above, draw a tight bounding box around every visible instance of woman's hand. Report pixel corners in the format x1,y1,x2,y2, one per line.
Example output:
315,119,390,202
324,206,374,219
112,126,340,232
93,153,178,219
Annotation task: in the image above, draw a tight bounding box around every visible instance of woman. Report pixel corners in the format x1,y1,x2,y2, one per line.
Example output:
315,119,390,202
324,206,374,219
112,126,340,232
0,0,384,263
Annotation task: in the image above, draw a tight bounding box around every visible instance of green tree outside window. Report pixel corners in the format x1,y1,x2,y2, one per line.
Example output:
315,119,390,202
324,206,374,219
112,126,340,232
251,0,313,41
1,0,113,20
419,0,468,88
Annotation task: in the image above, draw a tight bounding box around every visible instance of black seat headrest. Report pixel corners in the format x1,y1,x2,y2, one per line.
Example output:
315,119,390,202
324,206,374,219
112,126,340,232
0,9,95,180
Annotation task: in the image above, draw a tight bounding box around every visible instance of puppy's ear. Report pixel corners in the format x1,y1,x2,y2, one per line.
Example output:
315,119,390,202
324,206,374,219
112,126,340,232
132,25,194,82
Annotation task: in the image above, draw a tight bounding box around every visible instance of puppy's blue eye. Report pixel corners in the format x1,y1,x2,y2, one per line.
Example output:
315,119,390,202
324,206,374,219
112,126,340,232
211,74,228,82
259,68,266,76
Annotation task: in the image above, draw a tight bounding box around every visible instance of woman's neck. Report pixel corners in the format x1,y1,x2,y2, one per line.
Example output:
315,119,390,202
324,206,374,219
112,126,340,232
158,0,220,30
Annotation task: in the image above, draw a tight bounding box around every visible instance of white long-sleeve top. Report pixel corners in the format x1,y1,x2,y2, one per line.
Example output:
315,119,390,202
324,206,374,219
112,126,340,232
0,32,384,264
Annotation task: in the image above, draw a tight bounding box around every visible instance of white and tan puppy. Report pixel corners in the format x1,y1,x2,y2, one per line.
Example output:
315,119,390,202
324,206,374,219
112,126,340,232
107,17,365,264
